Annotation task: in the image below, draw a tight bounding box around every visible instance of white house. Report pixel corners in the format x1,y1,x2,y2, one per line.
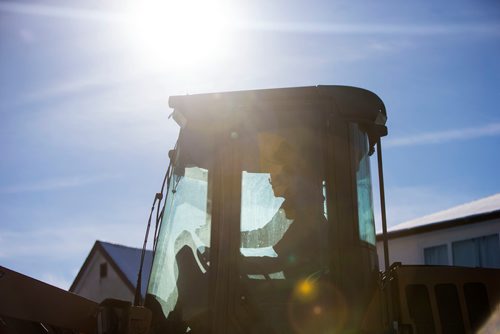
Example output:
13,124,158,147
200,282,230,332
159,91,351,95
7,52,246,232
70,241,153,303
376,193,500,271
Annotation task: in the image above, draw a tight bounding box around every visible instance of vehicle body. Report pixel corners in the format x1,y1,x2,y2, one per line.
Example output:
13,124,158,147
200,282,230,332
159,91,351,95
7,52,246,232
144,86,500,333
1,86,499,333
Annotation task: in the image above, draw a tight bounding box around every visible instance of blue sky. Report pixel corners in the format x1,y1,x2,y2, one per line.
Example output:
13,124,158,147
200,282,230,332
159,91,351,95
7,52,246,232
1,0,499,289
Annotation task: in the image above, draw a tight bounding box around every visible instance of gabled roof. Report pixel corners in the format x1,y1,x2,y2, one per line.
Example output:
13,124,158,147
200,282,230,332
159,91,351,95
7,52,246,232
70,241,154,300
377,193,500,239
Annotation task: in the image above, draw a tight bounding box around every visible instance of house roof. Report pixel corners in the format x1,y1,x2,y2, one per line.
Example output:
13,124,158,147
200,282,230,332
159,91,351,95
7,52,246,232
70,241,154,300
377,193,500,239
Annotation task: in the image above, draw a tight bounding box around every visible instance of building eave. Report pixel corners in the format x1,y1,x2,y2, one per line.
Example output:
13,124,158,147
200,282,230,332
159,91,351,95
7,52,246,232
69,241,99,292
376,210,500,241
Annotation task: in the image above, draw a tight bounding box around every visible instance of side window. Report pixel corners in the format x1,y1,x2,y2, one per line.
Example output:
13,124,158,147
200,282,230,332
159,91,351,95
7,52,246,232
424,244,449,265
99,263,108,279
350,123,376,245
452,234,500,268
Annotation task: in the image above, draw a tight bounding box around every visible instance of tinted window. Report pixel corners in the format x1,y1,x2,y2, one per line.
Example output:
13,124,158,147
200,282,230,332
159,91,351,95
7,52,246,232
424,245,449,265
350,123,376,245
452,234,500,268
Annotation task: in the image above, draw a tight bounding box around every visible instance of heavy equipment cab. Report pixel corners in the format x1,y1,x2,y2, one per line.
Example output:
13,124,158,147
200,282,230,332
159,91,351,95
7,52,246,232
145,86,388,333
2,86,498,334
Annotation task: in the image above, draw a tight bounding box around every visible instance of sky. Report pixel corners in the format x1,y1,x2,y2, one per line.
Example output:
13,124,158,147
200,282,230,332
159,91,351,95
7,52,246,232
1,0,499,289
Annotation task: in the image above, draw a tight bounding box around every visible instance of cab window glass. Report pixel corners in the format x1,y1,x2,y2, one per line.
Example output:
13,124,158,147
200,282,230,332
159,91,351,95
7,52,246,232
147,166,211,330
238,128,331,333
350,123,376,245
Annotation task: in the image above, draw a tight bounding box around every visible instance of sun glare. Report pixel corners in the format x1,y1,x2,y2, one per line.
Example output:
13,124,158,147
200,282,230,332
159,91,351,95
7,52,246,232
125,0,231,69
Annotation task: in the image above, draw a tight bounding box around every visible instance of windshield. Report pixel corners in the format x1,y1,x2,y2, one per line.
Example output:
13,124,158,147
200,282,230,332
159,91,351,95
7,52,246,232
146,164,211,332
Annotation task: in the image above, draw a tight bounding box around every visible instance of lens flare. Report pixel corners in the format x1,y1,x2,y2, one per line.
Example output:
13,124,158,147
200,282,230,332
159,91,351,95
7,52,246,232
289,280,348,333
297,280,314,296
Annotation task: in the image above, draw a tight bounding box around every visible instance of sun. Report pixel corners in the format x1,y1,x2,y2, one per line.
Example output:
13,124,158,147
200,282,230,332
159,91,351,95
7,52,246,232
124,0,232,70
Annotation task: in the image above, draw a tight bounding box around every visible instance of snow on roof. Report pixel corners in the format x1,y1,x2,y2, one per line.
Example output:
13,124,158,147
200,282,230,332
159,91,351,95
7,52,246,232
99,241,153,298
387,193,500,233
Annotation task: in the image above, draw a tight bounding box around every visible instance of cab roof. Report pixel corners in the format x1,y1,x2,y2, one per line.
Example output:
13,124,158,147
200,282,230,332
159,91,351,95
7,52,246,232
169,85,387,128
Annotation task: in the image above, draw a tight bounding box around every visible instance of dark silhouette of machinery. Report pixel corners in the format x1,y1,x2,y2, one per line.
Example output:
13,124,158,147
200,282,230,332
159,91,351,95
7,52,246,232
1,86,499,333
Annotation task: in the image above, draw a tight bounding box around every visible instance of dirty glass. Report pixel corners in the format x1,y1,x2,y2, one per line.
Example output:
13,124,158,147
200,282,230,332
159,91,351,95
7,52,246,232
147,166,211,329
238,128,331,333
239,130,328,277
240,171,291,280
350,123,376,245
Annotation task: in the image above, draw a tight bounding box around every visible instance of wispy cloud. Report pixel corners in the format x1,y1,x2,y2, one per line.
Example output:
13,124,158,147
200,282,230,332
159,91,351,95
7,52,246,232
40,273,74,290
17,76,180,153
0,2,124,22
384,122,500,148
0,174,118,194
2,69,162,108
2,2,499,37
21,76,114,104
235,21,500,36
0,221,145,259
0,219,148,289
373,185,473,230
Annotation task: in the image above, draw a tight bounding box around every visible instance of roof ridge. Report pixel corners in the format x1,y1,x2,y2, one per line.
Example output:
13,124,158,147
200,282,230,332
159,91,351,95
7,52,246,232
98,240,153,252
387,192,500,232
413,192,500,217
